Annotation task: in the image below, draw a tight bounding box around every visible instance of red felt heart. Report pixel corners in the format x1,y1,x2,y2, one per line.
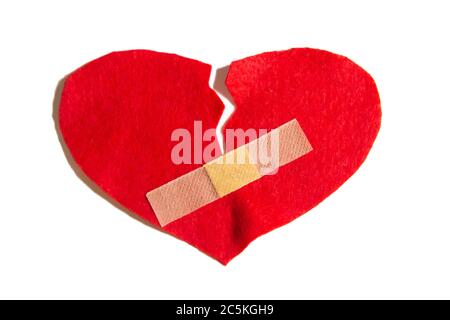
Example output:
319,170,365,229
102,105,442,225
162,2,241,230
57,48,381,264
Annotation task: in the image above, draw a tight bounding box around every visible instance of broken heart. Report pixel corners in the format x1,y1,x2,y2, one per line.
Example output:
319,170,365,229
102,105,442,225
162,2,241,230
56,48,381,264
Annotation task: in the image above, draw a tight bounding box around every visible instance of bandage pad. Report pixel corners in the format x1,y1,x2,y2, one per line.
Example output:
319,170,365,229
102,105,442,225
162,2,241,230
147,119,312,227
204,146,262,197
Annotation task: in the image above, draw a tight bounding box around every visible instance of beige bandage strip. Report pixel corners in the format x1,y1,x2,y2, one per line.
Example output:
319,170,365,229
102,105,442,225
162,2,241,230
147,119,313,227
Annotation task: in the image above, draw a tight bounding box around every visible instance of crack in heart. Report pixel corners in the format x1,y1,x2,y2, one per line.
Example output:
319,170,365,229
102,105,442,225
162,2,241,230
210,65,235,154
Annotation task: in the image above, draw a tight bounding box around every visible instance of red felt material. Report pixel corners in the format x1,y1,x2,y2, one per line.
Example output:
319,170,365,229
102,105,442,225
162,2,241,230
58,48,381,265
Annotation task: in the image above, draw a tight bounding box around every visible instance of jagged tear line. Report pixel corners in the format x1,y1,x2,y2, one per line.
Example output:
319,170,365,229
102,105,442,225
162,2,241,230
210,65,236,153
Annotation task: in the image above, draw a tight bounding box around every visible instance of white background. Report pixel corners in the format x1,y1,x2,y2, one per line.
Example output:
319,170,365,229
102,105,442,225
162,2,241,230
1,0,449,300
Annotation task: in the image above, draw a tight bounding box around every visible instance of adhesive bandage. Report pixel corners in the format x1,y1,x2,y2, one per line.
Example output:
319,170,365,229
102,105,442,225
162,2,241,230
147,119,312,227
